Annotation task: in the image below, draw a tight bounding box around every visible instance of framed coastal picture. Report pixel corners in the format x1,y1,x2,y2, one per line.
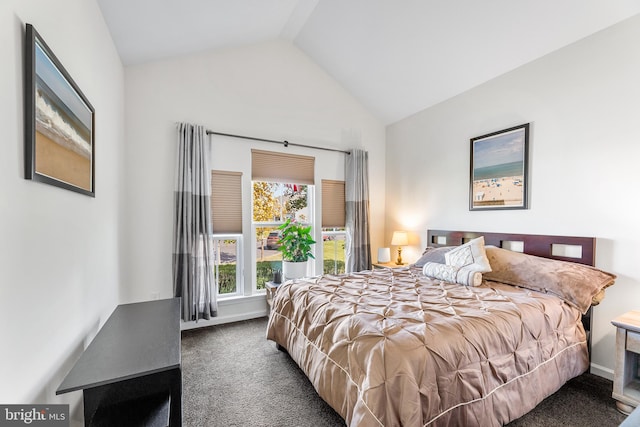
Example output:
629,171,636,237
24,24,95,197
469,123,529,211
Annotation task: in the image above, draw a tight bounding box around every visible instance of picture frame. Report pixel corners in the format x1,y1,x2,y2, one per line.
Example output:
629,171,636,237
24,24,95,197
469,123,529,211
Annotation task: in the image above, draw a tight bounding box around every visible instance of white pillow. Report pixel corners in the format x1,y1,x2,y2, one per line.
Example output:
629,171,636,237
423,262,483,287
444,236,492,273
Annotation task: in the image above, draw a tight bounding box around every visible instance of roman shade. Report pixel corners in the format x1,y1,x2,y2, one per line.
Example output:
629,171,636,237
251,149,315,185
322,180,345,228
211,170,243,233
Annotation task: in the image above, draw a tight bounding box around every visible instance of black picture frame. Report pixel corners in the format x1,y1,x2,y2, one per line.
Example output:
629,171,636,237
469,123,529,211
25,23,95,197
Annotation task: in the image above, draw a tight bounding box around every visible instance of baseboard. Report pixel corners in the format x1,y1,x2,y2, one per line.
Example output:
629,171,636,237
590,362,614,380
180,309,268,331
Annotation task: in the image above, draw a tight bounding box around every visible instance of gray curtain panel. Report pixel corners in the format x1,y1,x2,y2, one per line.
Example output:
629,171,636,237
345,148,372,272
173,123,217,321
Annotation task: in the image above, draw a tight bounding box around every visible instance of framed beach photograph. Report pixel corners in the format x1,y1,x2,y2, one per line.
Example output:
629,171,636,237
24,24,95,197
469,123,529,211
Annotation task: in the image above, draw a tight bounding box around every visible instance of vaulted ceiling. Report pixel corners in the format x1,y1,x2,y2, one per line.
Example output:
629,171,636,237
97,0,640,124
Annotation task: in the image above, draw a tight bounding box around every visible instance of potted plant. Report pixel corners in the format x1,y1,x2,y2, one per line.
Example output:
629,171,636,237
277,218,316,279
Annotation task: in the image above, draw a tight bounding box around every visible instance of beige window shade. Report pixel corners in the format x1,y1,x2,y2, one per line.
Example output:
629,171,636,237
251,149,315,185
211,170,243,233
322,180,345,228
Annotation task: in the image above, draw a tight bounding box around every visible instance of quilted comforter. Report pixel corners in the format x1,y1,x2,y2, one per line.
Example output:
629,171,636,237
266,267,589,426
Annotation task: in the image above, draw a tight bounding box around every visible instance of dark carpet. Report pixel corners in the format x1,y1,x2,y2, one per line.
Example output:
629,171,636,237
181,317,626,427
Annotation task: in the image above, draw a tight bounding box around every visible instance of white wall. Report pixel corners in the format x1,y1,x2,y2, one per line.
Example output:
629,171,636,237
0,0,124,421
123,40,385,323
385,14,640,378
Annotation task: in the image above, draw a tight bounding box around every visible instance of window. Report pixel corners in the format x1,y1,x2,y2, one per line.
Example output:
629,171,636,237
254,225,282,291
252,181,312,290
251,149,316,291
211,170,243,297
322,228,346,274
321,180,346,274
212,235,242,297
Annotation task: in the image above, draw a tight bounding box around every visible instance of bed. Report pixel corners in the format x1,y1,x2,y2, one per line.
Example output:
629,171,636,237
266,230,615,426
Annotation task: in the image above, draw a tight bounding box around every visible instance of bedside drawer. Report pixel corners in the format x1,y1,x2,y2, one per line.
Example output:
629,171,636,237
627,331,640,354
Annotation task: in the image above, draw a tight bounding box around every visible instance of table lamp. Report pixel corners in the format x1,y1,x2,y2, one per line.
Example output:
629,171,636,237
391,231,409,265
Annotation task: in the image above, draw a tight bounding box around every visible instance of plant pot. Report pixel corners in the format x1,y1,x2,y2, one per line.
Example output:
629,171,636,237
283,260,308,280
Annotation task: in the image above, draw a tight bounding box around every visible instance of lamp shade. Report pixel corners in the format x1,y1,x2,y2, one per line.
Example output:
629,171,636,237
391,231,409,246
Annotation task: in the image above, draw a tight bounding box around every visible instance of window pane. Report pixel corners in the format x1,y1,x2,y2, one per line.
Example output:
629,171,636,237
252,182,309,222
283,184,309,222
256,226,282,290
253,182,280,222
214,238,238,295
323,229,346,275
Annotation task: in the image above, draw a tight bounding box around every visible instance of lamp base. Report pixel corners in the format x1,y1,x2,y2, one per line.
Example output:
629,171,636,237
395,247,403,265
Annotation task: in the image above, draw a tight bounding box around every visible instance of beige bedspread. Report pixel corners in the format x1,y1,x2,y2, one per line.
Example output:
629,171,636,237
266,267,589,427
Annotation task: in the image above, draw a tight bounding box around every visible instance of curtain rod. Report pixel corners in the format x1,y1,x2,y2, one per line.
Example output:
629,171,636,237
206,130,351,155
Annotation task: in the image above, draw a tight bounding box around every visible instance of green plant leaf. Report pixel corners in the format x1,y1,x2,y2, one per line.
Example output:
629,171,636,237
276,219,316,261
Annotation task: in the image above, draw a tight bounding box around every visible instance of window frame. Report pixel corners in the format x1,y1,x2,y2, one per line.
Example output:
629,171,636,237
212,233,243,299
251,181,315,292
251,222,284,293
321,228,347,275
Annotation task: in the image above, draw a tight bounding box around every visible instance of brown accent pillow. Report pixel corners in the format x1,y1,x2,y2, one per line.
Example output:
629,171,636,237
484,246,616,314
591,289,606,306
412,246,452,268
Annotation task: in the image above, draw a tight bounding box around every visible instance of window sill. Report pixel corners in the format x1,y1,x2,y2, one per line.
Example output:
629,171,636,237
180,293,268,331
217,293,265,306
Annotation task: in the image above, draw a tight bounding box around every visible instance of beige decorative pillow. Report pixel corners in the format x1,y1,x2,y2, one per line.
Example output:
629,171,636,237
484,246,616,314
444,236,492,273
423,262,483,286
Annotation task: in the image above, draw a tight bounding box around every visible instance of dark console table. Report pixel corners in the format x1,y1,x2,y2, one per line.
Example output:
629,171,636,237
57,298,182,427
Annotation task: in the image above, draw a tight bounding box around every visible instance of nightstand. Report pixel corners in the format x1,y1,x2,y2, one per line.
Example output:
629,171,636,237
612,311,640,414
372,262,408,270
265,281,281,311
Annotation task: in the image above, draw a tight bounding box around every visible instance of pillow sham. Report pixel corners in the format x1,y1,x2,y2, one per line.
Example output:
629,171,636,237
412,246,452,268
444,236,492,273
484,246,616,314
591,289,606,306
423,262,483,287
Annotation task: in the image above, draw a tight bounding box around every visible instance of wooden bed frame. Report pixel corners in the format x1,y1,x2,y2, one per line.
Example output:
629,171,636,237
427,229,595,265
426,229,596,352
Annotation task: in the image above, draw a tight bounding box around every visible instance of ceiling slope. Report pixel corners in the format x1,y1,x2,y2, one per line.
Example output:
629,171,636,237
97,0,640,124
